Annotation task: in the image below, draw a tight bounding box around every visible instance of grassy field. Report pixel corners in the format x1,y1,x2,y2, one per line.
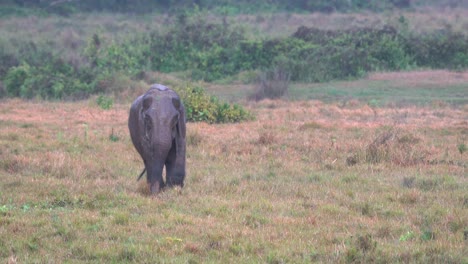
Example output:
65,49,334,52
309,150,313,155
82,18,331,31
207,70,468,107
0,73,466,263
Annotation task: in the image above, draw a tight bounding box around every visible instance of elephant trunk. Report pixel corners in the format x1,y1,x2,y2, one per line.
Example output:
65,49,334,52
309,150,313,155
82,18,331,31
146,136,172,194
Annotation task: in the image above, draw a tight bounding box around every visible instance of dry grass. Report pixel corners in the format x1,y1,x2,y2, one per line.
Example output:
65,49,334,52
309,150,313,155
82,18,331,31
0,90,466,262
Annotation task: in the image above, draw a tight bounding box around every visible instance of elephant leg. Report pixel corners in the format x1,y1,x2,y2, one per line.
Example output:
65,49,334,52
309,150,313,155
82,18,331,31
147,162,165,194
165,152,176,187
150,181,161,194
165,146,185,187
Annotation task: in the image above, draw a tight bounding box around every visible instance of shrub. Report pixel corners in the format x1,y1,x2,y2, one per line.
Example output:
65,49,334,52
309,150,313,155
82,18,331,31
177,86,219,123
4,64,30,97
96,95,113,110
0,41,19,77
176,84,252,123
3,55,92,100
405,29,468,69
289,26,414,81
216,102,251,123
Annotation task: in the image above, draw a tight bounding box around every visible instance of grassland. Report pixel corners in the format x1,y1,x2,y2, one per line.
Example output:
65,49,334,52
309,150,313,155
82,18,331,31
0,73,467,263
1,6,467,263
208,70,468,106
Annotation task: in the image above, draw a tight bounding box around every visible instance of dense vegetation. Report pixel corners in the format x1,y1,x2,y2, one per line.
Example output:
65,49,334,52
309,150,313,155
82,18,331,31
2,0,467,16
1,12,467,100
0,0,423,15
0,2,467,108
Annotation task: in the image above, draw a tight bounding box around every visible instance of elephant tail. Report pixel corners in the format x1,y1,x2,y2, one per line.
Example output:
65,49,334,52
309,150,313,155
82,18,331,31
137,168,146,181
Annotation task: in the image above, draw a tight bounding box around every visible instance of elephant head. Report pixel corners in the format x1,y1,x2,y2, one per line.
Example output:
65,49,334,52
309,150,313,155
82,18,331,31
128,84,186,194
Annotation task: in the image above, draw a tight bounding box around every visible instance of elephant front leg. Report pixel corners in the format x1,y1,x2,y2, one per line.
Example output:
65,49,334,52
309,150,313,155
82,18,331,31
150,181,161,194
149,177,165,194
147,163,165,194
165,152,185,187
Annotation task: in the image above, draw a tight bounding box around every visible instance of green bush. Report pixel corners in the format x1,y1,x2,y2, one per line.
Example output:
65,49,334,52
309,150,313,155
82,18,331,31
176,85,252,123
286,26,412,81
216,101,252,123
2,40,93,99
178,86,218,123
405,30,468,69
96,95,113,110
146,15,246,81
4,59,91,99
4,64,30,97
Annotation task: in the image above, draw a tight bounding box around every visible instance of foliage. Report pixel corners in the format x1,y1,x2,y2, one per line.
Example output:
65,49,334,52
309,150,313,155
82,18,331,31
0,0,423,16
5,0,466,16
96,95,113,110
405,29,468,69
146,14,246,81
0,10,467,102
287,26,412,82
178,86,218,123
215,101,252,123
3,44,92,99
176,84,252,123
3,64,30,97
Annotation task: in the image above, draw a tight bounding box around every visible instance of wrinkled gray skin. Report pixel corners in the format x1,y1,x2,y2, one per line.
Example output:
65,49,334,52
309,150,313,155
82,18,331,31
128,84,186,194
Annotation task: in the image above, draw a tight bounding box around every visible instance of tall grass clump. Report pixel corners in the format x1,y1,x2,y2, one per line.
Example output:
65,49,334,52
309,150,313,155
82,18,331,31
365,129,426,166
346,128,430,166
250,66,290,101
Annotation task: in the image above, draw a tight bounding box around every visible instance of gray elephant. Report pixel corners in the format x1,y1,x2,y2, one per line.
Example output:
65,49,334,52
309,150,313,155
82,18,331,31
128,84,186,194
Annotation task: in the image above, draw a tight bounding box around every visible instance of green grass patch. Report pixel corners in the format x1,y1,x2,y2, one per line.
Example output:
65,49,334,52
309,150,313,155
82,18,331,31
289,80,468,106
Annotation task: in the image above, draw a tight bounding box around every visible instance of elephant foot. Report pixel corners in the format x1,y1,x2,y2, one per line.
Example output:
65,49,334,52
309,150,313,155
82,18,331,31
149,181,161,194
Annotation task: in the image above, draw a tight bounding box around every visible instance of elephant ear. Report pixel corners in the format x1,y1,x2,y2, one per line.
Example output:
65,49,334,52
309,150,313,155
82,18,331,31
142,95,153,112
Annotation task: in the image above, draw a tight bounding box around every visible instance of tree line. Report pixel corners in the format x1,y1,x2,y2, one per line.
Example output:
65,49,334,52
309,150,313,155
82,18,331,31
2,0,462,15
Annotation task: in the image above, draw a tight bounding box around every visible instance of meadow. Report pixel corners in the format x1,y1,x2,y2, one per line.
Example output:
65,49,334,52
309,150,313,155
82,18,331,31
1,4,467,263
0,71,467,263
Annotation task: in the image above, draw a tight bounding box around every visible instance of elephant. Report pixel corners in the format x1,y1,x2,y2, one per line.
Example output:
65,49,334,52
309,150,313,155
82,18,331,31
128,84,186,194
